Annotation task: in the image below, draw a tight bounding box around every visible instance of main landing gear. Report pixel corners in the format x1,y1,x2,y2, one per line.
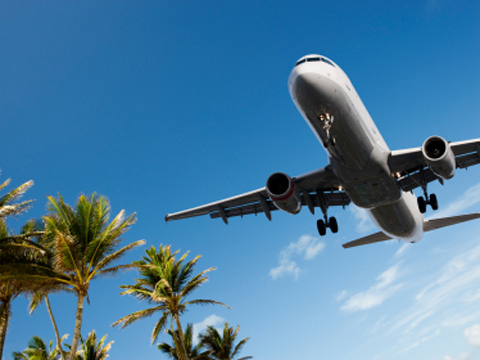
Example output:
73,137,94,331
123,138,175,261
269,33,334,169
417,188,438,214
317,216,338,236
316,195,338,236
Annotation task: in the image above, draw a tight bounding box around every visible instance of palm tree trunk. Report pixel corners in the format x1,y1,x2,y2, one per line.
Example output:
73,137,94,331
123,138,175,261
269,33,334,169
0,299,11,360
174,315,189,360
45,296,67,360
68,292,85,360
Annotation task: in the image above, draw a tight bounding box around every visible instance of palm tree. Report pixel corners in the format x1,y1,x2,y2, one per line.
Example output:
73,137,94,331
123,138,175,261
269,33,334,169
0,177,34,358
12,335,65,360
0,219,48,360
199,323,252,360
74,330,113,360
158,323,211,360
113,245,228,360
36,193,144,360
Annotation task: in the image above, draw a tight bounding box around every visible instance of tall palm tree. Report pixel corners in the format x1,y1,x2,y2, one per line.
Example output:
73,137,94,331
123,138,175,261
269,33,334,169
35,193,144,360
199,323,252,360
12,335,65,360
74,330,113,360
113,245,228,360
158,323,211,360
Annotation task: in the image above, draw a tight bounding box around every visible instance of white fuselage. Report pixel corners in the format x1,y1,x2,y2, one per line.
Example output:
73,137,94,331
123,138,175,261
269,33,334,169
288,55,423,242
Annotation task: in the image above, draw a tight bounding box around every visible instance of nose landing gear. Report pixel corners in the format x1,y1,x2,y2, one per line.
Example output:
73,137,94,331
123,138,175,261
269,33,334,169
319,113,336,147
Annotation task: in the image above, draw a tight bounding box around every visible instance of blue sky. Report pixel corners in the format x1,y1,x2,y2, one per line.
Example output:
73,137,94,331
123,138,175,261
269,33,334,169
1,1,480,359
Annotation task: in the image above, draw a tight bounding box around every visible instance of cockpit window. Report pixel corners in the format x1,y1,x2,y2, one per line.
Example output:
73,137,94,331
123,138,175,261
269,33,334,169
295,59,306,67
321,58,335,67
294,56,335,68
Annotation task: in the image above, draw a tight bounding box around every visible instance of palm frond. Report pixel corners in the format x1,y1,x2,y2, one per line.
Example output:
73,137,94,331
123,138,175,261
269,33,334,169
151,312,169,344
112,305,166,328
88,239,145,281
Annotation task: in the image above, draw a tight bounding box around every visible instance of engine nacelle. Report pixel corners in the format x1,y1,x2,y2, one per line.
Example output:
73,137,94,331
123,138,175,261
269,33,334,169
266,172,302,214
422,136,456,180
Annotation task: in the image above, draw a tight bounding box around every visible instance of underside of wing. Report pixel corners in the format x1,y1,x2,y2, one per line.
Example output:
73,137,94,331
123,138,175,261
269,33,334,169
165,166,350,224
389,137,480,192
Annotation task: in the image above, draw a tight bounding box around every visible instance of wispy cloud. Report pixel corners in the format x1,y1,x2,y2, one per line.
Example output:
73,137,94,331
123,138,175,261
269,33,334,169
349,205,375,233
192,314,224,343
340,263,402,312
388,245,480,336
269,235,325,280
429,182,480,219
394,243,410,258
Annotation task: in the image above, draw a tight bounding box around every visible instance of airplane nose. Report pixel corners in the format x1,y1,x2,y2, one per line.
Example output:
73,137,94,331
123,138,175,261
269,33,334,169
292,72,335,108
292,72,319,100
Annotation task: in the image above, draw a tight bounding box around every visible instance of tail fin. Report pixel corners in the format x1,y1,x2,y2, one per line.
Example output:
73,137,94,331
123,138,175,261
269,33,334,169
342,213,480,249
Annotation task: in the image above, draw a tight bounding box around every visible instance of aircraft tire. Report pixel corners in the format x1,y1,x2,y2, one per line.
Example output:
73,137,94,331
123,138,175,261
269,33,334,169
329,217,338,233
417,196,427,214
430,194,438,210
317,219,327,236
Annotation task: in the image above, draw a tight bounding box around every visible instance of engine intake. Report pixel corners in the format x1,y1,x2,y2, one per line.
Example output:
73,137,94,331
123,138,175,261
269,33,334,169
422,136,456,180
266,172,302,214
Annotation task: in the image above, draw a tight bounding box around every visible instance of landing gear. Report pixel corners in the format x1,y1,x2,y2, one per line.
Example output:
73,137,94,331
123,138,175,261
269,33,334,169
316,217,338,236
417,189,438,213
319,113,335,147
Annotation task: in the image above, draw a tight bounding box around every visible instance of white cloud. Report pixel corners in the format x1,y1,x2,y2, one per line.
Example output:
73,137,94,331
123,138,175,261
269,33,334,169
349,205,375,233
443,353,472,360
341,263,402,312
429,182,480,219
269,235,325,280
465,324,480,347
192,314,224,343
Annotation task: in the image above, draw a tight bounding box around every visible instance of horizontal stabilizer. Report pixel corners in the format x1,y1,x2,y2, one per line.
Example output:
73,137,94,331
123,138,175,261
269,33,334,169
342,232,392,249
423,212,480,232
342,212,480,249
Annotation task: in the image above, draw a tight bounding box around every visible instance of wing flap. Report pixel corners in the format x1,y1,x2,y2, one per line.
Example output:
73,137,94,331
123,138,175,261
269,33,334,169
209,191,350,220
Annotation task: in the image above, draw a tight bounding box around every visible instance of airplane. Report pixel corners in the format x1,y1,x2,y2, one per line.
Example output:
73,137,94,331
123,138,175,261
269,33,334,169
165,54,480,248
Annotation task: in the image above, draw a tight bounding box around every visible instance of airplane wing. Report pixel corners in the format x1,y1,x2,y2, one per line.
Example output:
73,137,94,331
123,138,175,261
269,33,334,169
389,138,480,192
342,212,480,248
165,166,350,224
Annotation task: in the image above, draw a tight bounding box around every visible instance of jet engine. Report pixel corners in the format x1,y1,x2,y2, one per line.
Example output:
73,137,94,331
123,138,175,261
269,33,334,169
422,136,456,180
266,172,302,214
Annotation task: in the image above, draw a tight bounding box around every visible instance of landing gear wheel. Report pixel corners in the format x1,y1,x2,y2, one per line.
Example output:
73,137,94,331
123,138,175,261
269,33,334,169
429,194,438,211
317,219,327,236
329,217,338,233
417,196,427,214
